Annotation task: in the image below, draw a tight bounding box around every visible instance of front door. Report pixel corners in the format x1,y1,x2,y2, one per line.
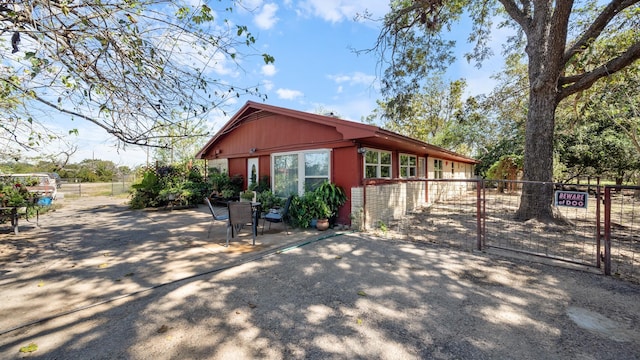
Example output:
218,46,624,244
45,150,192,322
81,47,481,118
247,158,259,189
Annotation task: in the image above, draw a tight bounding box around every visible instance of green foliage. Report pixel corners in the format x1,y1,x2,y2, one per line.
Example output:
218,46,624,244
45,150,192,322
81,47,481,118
0,182,31,207
288,182,347,228
2,0,273,156
251,175,271,193
374,1,640,220
256,190,283,212
240,190,255,201
314,181,347,219
129,171,162,208
486,155,523,180
373,77,469,151
129,164,209,209
208,171,243,200
287,194,313,229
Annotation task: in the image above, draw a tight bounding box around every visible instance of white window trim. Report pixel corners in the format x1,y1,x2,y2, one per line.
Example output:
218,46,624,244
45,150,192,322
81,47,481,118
399,153,418,178
271,149,331,196
363,148,392,179
433,159,443,179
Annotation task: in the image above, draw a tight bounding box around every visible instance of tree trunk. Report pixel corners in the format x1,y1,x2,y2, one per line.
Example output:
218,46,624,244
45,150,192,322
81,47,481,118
513,2,568,221
516,88,558,220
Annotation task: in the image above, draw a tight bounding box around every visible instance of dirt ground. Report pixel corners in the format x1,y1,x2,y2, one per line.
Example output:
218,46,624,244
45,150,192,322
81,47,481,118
1,196,639,359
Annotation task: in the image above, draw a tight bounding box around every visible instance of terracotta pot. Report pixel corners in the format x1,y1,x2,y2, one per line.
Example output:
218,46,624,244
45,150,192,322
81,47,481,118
316,219,329,231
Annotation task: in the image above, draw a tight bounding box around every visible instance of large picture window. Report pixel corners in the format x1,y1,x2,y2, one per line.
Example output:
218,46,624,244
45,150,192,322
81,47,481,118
364,149,391,178
399,154,417,178
272,150,330,197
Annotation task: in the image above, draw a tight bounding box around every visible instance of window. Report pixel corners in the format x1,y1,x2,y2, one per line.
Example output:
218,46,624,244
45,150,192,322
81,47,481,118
434,159,443,179
399,154,417,178
451,161,455,176
272,150,330,197
273,154,298,197
418,157,426,178
304,152,329,191
364,149,392,178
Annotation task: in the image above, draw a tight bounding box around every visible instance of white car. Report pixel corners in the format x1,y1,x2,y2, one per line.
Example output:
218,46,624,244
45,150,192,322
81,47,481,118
6,173,58,200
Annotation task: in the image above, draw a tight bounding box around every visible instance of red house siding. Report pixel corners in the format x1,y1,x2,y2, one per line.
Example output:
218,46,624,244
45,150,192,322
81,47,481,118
227,158,245,180
204,114,349,160
197,101,479,227
332,146,361,224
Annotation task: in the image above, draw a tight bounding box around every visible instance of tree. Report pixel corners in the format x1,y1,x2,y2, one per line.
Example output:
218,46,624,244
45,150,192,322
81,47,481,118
369,0,640,220
152,120,210,165
556,58,640,184
1,1,273,154
372,77,467,149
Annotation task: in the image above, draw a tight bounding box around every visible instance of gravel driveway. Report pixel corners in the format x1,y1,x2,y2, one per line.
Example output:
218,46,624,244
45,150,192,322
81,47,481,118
1,196,639,359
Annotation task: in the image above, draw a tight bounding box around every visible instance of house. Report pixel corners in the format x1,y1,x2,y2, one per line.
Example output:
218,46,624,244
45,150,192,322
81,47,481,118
196,101,479,227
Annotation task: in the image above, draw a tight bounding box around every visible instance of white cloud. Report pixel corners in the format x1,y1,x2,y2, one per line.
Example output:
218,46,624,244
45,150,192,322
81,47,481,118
261,63,277,76
276,88,304,100
263,79,274,91
254,3,279,30
329,71,376,87
337,85,343,94
297,0,389,23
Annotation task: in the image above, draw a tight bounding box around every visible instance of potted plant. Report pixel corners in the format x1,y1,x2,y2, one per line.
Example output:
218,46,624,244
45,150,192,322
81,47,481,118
314,182,347,226
307,193,331,231
240,190,255,202
314,202,331,231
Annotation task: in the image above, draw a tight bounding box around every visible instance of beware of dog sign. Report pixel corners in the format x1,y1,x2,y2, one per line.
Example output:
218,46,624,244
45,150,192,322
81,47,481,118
554,191,588,209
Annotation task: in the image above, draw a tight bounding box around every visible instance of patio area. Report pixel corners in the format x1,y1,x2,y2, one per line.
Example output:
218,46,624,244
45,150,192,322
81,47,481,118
1,196,640,359
0,196,328,335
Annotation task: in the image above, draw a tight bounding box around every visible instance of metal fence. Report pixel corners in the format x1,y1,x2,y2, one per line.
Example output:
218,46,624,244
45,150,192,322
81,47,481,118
60,176,136,198
604,186,640,282
358,179,640,283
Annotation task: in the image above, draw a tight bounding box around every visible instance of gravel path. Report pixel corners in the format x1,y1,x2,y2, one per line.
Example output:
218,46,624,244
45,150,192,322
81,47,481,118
1,197,639,359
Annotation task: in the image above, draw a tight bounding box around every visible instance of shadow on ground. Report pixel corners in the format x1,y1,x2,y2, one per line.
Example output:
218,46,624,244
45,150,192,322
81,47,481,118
0,196,639,359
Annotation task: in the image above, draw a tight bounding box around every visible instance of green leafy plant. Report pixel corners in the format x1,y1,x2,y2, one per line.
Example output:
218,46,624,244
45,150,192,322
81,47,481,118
314,181,347,222
240,190,255,201
256,190,283,211
0,181,32,207
129,164,209,209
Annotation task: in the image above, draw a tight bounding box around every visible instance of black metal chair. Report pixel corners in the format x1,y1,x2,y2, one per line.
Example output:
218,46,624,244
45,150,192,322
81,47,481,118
227,201,256,247
262,195,293,235
204,197,229,239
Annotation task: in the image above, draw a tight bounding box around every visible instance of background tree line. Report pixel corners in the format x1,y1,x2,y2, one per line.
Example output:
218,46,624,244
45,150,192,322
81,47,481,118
0,159,132,183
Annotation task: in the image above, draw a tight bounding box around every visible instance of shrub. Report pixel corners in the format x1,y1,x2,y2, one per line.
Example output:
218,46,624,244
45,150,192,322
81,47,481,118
129,164,209,209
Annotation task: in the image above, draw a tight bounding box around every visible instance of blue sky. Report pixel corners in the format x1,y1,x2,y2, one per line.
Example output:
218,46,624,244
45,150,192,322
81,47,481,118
65,0,506,167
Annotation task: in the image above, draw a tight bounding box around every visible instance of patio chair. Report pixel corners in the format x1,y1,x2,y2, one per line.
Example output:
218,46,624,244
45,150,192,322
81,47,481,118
227,201,256,247
262,195,293,235
204,197,230,239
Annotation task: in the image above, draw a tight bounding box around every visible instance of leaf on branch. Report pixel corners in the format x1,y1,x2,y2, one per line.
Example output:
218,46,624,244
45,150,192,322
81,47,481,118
262,54,275,64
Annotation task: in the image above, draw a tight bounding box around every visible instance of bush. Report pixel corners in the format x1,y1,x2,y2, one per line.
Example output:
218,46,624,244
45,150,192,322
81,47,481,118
129,164,210,209
256,190,283,213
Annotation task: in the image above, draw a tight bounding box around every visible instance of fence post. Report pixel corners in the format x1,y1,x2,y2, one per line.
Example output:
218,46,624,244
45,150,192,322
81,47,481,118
476,179,483,251
596,179,601,269
603,187,612,276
